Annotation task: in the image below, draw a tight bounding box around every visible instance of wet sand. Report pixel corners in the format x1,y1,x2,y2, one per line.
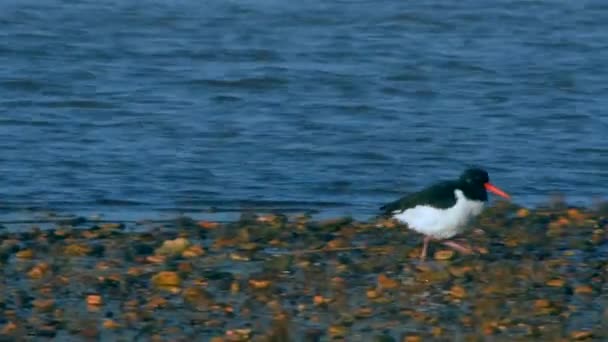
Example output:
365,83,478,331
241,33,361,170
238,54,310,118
0,200,606,341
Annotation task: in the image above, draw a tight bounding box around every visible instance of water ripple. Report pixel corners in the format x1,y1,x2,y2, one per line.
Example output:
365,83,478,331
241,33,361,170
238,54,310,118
0,0,605,220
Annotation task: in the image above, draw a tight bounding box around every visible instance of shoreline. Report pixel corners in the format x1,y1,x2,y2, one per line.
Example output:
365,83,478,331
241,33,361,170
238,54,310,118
0,200,606,340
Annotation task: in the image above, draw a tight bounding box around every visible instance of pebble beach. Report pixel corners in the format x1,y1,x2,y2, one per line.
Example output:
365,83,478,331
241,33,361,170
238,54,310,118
1,199,606,341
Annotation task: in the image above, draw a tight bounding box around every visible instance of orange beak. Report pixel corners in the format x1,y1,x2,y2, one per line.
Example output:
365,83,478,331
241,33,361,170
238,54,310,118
484,183,510,199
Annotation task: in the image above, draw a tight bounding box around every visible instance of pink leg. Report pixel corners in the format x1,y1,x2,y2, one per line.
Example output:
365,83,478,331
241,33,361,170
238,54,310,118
441,240,474,255
420,236,432,260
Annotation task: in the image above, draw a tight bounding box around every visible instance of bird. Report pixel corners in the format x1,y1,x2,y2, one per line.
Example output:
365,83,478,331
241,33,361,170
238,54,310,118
380,167,510,260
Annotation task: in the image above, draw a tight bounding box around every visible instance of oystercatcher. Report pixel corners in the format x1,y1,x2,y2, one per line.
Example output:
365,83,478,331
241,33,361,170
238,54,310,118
380,168,510,260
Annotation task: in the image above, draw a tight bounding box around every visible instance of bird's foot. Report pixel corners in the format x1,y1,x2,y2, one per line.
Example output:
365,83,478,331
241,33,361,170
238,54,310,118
441,240,474,255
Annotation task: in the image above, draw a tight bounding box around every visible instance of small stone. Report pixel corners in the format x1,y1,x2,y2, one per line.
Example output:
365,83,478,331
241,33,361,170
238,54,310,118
16,249,34,259
178,261,193,273
182,287,213,307
146,255,167,264
482,321,497,335
516,208,530,218
591,233,603,244
193,278,208,286
567,209,585,221
183,287,201,302
198,221,219,229
81,230,99,239
95,261,114,270
182,245,205,258
127,267,144,276
570,331,593,340
416,265,451,283
377,274,399,289
574,285,593,295
313,295,331,306
102,319,120,329
54,228,71,238
550,217,570,230
504,237,519,247
146,297,168,310
28,263,50,279
448,266,473,277
86,294,103,306
256,214,278,223
450,285,466,299
434,250,455,260
326,238,348,249
155,238,190,256
226,328,251,341
432,327,444,337
248,279,271,289
33,299,55,312
460,316,473,327
151,271,181,287
64,243,91,256
100,223,123,230
80,325,100,339
1,321,18,335
534,299,551,309
533,299,556,315
229,252,250,261
268,238,284,246
546,279,565,287
328,325,347,338
366,288,381,299
230,281,240,293
354,307,373,318
124,312,138,324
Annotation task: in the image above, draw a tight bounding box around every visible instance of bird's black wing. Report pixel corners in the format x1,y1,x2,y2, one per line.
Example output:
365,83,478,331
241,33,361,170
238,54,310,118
379,181,459,216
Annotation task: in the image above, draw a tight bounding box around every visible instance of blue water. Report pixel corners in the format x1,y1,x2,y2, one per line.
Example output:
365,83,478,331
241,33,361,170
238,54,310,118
1,0,607,221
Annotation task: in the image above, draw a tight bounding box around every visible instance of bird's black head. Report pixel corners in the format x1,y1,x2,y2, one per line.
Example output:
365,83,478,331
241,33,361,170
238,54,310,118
459,168,490,187
458,168,490,201
458,167,510,201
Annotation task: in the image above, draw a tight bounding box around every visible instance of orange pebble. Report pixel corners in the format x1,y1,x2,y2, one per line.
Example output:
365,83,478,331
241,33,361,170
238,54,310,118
86,294,103,306
198,221,219,229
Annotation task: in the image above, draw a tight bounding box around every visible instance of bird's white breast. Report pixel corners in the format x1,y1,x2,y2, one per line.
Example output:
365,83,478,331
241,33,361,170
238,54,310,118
392,189,485,239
